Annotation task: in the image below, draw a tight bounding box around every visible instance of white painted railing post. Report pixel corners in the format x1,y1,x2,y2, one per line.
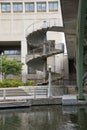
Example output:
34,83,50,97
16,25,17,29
3,89,6,100
34,86,36,99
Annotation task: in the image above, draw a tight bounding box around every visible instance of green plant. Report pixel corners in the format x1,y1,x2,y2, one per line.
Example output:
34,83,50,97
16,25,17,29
27,80,35,86
0,79,24,88
11,79,24,87
0,55,23,79
0,82,3,88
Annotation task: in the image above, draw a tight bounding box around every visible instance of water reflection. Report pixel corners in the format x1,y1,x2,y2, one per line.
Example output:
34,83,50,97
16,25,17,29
75,108,87,130
0,106,86,130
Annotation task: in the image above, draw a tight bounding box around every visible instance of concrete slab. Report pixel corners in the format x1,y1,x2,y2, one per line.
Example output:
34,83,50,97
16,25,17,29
0,96,62,108
62,95,77,105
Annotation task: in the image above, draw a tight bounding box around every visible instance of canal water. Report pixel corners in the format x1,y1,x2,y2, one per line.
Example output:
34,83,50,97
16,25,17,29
0,105,87,130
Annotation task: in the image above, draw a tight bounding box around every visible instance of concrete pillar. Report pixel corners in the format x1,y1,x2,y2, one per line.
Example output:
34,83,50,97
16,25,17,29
35,2,37,13
48,65,52,98
63,54,69,79
47,1,49,13
43,42,46,54
11,2,13,13
0,2,1,13
43,40,47,82
23,2,25,13
43,58,47,83
21,38,28,84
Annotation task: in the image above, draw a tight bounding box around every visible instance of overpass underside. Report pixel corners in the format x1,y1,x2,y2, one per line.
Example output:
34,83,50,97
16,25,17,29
61,0,87,99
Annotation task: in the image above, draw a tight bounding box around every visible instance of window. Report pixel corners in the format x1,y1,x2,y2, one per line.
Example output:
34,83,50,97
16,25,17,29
1,3,11,12
37,2,46,12
13,3,23,12
49,2,58,11
4,50,21,55
25,3,34,12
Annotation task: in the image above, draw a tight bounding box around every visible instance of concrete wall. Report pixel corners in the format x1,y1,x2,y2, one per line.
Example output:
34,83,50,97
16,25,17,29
0,0,65,81
0,0,63,41
47,31,69,79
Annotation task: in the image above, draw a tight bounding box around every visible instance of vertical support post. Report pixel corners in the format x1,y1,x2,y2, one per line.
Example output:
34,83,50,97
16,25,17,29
34,86,36,99
43,34,47,83
48,65,52,98
43,58,47,83
3,89,6,100
21,38,28,84
43,21,48,83
0,53,3,82
76,0,86,100
43,42,46,54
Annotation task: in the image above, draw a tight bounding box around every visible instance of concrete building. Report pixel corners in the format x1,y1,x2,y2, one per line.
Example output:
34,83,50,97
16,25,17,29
0,0,68,83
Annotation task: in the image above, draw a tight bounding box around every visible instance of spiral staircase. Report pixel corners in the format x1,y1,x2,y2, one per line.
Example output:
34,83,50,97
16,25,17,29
25,18,64,59
25,18,65,82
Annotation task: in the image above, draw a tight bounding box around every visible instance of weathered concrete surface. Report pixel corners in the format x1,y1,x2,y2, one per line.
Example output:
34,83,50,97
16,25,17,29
0,96,62,108
0,94,87,108
62,95,78,105
30,97,62,106
0,101,31,109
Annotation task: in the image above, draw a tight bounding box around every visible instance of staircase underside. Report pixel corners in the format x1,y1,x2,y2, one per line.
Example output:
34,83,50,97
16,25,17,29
26,49,63,64
61,0,87,75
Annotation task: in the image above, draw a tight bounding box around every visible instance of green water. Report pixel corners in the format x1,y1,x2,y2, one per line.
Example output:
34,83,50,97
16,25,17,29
0,106,87,130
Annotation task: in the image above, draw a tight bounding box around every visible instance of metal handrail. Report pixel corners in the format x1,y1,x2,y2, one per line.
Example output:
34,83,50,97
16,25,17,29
26,42,64,62
25,18,61,37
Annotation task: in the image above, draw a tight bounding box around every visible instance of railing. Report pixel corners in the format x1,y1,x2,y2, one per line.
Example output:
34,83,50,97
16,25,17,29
25,86,48,98
1,84,87,100
0,88,29,101
0,79,80,101
22,85,68,98
25,18,62,37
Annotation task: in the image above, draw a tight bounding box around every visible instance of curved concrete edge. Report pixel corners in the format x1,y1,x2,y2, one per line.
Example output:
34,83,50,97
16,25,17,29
0,95,87,109
0,97,62,109
0,101,31,109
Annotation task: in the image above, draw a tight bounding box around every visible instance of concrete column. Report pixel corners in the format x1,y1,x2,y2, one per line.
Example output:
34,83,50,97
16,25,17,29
48,65,52,98
47,1,49,13
43,58,47,83
63,54,69,79
0,53,3,81
43,39,47,82
11,2,13,13
35,2,37,13
0,3,1,13
43,42,46,54
23,2,25,13
21,38,28,84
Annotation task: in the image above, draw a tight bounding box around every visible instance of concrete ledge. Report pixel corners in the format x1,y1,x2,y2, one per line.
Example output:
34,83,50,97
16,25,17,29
30,97,62,106
62,95,78,105
77,100,87,105
0,101,31,109
0,95,87,109
0,96,62,108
